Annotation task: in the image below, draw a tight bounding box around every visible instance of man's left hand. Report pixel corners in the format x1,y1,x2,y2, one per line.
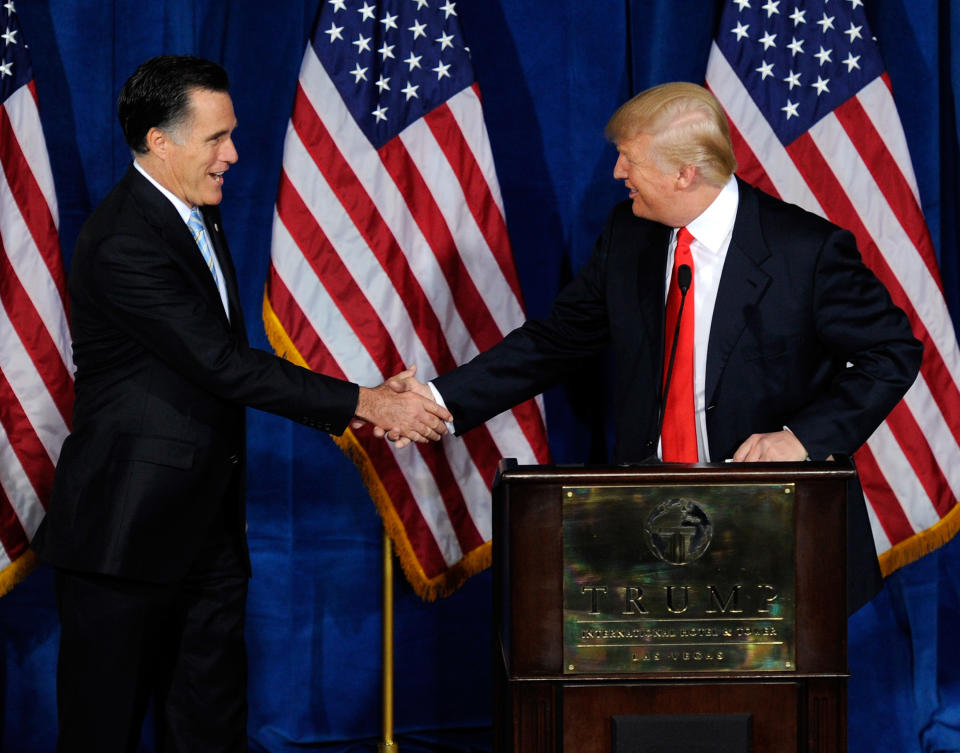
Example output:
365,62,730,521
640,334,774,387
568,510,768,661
732,430,808,462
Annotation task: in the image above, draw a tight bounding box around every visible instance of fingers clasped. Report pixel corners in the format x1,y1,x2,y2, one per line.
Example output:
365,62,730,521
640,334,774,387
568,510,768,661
353,365,451,450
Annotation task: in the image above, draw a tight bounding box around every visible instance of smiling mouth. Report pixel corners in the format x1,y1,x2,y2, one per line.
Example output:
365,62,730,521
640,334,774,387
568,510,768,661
211,171,225,185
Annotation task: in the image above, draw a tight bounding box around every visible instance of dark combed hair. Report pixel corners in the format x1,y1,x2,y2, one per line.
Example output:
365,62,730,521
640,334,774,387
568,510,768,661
118,55,230,155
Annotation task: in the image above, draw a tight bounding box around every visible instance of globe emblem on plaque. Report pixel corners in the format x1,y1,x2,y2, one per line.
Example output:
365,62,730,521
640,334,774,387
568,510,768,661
643,498,713,565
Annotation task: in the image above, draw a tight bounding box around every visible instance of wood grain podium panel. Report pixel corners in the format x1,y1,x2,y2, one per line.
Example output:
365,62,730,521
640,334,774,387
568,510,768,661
563,682,796,753
503,678,845,753
493,462,853,753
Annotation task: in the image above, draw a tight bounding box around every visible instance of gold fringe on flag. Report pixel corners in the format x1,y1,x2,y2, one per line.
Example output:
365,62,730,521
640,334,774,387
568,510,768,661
262,292,491,601
878,501,960,577
0,549,38,598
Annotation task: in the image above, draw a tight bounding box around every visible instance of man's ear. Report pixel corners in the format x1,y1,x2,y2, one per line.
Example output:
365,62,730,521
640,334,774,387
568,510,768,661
676,163,697,189
144,127,168,159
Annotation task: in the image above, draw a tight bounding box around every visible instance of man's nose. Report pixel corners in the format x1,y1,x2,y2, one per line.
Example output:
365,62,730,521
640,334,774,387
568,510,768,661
222,137,239,164
613,154,627,179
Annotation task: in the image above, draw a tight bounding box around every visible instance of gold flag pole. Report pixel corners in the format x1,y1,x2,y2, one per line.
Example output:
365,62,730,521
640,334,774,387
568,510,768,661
379,530,398,752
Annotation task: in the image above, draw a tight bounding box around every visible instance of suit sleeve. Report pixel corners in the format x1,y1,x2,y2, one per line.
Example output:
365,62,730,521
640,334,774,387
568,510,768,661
433,210,620,434
781,227,922,459
84,231,359,434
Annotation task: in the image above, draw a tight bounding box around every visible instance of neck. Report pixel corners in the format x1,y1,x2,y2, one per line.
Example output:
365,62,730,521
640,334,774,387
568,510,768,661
134,154,194,208
674,182,725,228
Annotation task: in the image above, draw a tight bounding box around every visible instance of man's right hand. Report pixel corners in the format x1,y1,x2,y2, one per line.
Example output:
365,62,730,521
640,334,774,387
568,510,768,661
353,365,450,448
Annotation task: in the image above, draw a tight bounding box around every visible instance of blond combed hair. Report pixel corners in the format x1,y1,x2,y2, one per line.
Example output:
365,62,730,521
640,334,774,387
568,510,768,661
605,82,737,187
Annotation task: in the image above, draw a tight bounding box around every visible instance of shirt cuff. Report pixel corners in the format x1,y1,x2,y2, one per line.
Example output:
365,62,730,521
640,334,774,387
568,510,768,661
429,381,456,435
783,425,811,460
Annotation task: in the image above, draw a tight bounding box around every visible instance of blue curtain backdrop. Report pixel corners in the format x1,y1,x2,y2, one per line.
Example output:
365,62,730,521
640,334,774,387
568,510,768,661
1,1,959,751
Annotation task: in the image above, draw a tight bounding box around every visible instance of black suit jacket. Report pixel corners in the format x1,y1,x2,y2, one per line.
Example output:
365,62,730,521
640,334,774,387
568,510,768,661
33,165,359,582
434,179,922,611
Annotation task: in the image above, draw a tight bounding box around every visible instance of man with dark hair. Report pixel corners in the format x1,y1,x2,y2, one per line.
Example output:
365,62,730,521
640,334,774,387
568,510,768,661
117,55,232,155
32,55,449,752
393,82,922,612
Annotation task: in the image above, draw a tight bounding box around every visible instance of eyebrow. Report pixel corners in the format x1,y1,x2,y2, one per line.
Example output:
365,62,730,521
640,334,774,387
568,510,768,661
205,121,238,142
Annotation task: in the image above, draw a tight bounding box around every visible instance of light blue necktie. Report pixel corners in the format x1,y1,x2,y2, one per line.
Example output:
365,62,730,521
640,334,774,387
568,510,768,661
187,207,229,316
187,207,220,288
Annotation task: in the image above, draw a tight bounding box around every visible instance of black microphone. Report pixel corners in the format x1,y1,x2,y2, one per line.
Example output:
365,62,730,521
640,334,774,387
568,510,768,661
677,263,692,295
653,263,693,457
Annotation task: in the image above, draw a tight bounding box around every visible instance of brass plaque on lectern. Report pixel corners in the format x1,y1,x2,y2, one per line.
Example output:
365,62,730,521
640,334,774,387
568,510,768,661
562,483,795,674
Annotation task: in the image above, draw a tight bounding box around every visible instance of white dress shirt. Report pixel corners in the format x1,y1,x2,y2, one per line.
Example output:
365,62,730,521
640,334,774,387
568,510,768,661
133,160,231,319
430,176,741,454
662,175,739,461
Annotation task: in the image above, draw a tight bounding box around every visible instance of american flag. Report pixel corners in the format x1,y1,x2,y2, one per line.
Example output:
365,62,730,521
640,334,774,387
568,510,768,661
0,2,73,595
264,0,549,599
706,0,960,574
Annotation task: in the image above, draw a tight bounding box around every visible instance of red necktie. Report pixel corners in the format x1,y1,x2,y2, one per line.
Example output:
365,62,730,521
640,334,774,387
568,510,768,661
661,227,697,462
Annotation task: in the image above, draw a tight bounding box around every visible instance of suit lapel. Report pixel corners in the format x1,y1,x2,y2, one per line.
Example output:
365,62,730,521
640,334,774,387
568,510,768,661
705,180,772,404
636,222,671,383
125,166,236,330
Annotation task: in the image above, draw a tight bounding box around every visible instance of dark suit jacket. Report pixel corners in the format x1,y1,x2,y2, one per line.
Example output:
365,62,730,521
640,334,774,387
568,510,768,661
33,165,359,583
434,178,922,611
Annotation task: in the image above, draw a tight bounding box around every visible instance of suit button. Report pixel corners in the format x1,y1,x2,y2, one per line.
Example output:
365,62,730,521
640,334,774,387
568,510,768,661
706,403,717,412
227,454,240,464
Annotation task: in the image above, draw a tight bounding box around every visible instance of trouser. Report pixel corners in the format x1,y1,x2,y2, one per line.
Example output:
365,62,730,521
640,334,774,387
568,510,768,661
53,534,248,753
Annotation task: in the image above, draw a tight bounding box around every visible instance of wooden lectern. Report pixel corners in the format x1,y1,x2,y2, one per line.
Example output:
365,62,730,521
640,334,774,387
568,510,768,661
492,460,854,753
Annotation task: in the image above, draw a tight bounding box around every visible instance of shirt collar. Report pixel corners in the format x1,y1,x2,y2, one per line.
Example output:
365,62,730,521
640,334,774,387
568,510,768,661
681,175,739,254
133,159,195,225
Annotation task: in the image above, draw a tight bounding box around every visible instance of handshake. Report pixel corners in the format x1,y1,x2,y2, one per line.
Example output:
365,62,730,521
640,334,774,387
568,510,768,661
353,365,447,448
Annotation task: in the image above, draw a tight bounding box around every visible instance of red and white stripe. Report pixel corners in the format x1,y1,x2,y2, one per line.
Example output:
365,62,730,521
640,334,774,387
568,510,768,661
707,45,960,567
266,43,548,597
0,82,73,582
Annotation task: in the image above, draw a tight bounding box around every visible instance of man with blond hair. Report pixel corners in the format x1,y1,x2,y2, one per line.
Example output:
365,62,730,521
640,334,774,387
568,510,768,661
394,81,921,612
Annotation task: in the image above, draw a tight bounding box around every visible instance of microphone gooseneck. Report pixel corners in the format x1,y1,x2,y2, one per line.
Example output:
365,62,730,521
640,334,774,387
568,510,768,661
655,263,692,455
